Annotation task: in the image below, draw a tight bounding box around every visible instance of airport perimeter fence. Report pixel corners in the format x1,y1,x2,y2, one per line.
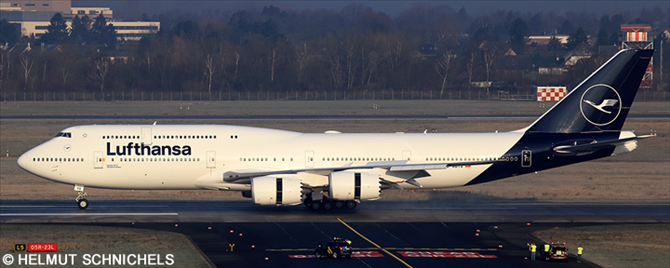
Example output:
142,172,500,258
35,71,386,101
1,89,669,102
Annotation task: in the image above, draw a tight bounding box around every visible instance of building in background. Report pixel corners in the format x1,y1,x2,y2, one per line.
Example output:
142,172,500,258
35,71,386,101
1,0,159,41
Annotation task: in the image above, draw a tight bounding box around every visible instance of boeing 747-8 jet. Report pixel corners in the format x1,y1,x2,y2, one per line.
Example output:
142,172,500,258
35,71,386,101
18,49,654,210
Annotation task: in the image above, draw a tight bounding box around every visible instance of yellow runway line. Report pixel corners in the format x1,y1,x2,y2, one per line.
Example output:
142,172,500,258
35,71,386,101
337,218,413,268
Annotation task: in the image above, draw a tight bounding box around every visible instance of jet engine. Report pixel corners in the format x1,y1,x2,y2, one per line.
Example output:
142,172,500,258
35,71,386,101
328,171,381,200
251,176,302,205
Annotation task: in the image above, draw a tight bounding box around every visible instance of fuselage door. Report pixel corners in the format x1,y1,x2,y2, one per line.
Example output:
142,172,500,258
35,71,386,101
521,150,532,167
305,150,314,168
402,150,412,162
141,127,152,145
94,151,103,169
206,151,216,168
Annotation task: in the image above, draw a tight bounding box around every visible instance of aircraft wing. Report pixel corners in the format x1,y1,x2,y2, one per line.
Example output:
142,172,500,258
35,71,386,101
223,160,496,184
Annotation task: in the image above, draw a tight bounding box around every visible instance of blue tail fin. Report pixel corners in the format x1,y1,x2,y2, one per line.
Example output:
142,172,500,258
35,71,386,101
526,49,653,133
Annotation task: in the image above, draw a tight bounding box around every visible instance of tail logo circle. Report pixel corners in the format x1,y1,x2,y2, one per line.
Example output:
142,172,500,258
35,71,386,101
580,84,622,126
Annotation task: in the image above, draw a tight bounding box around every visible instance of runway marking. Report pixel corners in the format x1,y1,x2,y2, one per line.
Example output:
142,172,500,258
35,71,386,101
268,247,497,251
0,206,68,208
289,251,384,258
0,213,179,216
337,218,413,268
0,205,171,208
398,251,497,258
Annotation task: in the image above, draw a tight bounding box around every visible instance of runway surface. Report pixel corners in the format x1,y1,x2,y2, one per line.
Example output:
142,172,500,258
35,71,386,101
1,200,668,223
2,200,667,267
1,114,666,120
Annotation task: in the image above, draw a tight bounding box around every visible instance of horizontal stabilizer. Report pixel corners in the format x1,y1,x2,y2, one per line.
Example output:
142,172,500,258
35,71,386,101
553,137,636,153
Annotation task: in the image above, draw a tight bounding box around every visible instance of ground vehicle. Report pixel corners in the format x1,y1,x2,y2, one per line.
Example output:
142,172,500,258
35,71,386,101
545,243,568,262
314,237,352,258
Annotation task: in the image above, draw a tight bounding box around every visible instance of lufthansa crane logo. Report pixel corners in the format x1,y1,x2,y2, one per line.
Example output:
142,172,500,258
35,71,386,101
580,84,622,126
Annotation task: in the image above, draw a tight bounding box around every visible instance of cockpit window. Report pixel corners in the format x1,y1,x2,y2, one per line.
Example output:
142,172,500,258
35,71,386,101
55,132,72,138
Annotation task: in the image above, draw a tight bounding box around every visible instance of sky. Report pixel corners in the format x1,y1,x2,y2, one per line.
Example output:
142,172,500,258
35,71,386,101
73,0,669,19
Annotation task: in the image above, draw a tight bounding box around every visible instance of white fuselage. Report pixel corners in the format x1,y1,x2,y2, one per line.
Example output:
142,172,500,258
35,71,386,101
17,125,524,191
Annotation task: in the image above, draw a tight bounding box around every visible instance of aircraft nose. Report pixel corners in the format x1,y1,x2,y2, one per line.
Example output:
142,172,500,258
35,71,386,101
17,152,31,171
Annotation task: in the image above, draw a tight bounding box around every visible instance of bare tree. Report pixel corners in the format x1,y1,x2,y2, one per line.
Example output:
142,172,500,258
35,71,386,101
327,54,344,90
157,50,172,91
233,50,240,84
19,53,34,91
322,35,345,90
0,50,8,92
203,53,216,96
434,49,454,99
383,39,404,72
342,33,362,90
269,48,276,83
466,49,476,99
295,43,310,84
480,42,498,96
89,58,111,93
58,59,69,87
363,50,379,86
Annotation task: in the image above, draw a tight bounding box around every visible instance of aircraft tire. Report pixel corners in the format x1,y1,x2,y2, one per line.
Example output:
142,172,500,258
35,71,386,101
303,197,313,207
78,199,89,209
322,201,333,211
310,201,321,211
345,201,357,209
334,201,344,209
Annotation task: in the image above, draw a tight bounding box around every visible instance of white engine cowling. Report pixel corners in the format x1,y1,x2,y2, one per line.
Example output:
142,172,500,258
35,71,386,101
251,176,302,205
328,171,380,200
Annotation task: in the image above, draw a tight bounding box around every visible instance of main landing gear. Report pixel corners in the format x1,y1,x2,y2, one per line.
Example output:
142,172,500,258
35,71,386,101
74,184,89,209
303,195,357,212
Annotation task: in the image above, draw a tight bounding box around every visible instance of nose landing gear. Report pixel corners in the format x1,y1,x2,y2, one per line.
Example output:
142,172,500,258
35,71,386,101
74,184,89,209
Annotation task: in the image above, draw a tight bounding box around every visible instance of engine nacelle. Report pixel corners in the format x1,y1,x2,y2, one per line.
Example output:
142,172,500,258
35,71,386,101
328,171,380,200
251,176,302,205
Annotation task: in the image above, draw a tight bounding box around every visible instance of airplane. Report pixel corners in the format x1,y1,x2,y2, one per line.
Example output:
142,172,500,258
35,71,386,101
17,49,654,211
